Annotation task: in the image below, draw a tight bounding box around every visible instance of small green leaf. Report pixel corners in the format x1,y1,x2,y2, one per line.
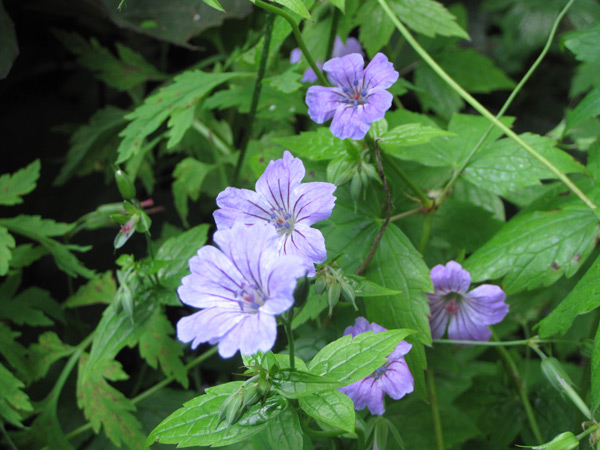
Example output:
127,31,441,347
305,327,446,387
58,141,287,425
566,86,600,132
298,390,355,433
271,0,311,20
345,275,402,297
264,69,302,93
563,24,600,62
172,158,214,227
272,370,342,399
390,0,469,39
64,271,116,308
265,405,303,449
0,287,64,327
0,159,40,205
0,226,15,276
273,128,348,161
27,332,73,382
202,0,225,12
0,362,32,427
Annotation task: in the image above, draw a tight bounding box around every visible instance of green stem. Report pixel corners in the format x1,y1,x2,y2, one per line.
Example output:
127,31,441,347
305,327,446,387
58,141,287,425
377,0,597,212
577,424,598,441
326,8,340,60
390,207,423,222
427,369,444,450
0,421,18,450
254,0,329,86
492,330,543,444
192,119,234,156
383,154,433,208
283,313,296,370
419,211,434,254
232,12,274,185
433,337,577,347
437,0,577,205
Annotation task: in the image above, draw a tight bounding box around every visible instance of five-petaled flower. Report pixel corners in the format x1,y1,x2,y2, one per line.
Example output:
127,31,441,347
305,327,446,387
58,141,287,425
291,36,364,83
339,317,414,415
213,151,336,277
427,261,509,342
305,52,399,140
176,222,306,358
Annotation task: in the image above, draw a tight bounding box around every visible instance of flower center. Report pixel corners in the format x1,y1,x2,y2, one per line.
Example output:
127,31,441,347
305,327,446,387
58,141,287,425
268,207,295,236
236,283,266,312
373,364,388,379
442,294,462,316
340,78,369,110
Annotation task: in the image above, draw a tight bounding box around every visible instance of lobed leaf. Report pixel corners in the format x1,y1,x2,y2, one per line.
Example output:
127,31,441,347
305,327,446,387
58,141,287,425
0,287,64,327
0,159,40,206
0,226,15,276
0,362,32,427
27,332,73,382
64,271,116,308
172,158,214,227
566,86,600,132
390,0,469,39
562,24,600,63
298,390,355,433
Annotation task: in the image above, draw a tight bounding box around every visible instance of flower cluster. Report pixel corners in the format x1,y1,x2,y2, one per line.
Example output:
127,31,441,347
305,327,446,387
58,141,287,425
426,261,509,341
339,317,414,415
177,152,336,358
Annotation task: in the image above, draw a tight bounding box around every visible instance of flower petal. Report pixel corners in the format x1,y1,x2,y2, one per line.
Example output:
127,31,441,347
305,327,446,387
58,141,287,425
255,151,306,212
292,181,337,225
333,36,364,58
427,294,450,339
282,222,327,269
343,316,374,337
176,308,246,350
361,90,393,123
323,53,365,88
214,186,272,229
379,360,414,400
218,312,277,358
306,86,343,123
362,53,399,91
447,307,492,341
464,284,509,325
330,104,371,140
290,47,302,64
430,261,471,295
261,255,306,315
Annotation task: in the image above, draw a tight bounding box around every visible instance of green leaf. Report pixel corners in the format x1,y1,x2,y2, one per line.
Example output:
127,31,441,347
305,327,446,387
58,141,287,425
203,0,225,12
414,63,463,120
390,0,469,39
156,224,210,290
357,1,395,57
309,329,414,385
566,86,600,132
265,405,303,449
0,0,18,79
147,382,281,447
139,308,188,387
345,275,401,297
0,226,15,276
0,215,94,278
64,271,116,308
0,362,32,427
592,320,600,413
263,69,302,94
8,244,47,270
77,355,145,449
0,323,28,381
329,0,344,12
0,159,40,205
272,370,342,399
464,204,599,294
379,124,453,157
172,158,214,227
27,332,73,382
0,287,64,327
562,24,600,62
271,0,311,20
54,106,127,186
537,253,600,337
272,128,348,161
298,390,355,433
117,70,245,163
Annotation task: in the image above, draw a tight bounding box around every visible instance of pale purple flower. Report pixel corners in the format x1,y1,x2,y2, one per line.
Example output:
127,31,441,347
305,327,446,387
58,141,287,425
176,222,306,358
339,317,414,415
292,37,364,83
306,52,399,140
427,261,509,342
213,151,336,277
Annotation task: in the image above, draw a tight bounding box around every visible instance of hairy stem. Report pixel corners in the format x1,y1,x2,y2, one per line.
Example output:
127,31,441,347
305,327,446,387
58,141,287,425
377,0,597,212
427,368,444,450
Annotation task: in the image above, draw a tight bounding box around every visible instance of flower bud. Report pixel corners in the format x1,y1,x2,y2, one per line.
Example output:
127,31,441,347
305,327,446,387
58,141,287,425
314,277,327,295
135,211,152,233
218,389,245,426
541,357,573,393
327,281,342,315
339,278,357,311
115,169,137,200
530,431,578,450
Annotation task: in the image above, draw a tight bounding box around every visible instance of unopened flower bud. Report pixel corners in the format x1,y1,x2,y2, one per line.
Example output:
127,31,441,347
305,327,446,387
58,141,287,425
314,277,327,295
339,278,357,311
530,431,578,450
327,281,342,315
115,169,137,200
541,357,573,393
350,172,362,201
218,390,245,425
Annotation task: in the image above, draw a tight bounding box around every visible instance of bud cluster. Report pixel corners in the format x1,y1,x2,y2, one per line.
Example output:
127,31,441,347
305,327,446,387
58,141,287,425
314,264,357,315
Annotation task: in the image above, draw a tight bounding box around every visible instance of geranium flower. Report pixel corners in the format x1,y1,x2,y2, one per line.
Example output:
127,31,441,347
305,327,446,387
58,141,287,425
176,222,306,358
213,151,336,277
339,317,414,415
291,36,364,83
305,52,399,140
427,261,509,341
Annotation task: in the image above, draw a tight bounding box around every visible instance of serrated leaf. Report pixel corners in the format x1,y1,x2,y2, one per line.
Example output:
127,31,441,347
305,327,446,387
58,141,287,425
379,124,453,157
27,332,73,382
0,159,40,205
64,271,116,308
117,70,245,163
147,382,280,447
9,244,47,270
0,362,32,427
272,370,342,399
273,128,348,161
265,405,303,449
357,1,395,57
390,0,469,39
0,323,29,381
172,158,214,227
139,308,188,387
562,24,600,63
0,1,18,79
0,226,15,275
263,69,302,93
566,86,600,132
537,253,600,337
298,390,355,433
77,355,145,449
464,204,599,294
0,287,64,327
271,0,311,20
309,329,414,385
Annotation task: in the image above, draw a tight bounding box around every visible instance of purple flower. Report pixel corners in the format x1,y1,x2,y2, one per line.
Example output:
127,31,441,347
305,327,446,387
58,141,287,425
176,222,306,358
426,261,509,342
213,151,336,277
306,52,399,140
339,317,414,415
292,37,364,83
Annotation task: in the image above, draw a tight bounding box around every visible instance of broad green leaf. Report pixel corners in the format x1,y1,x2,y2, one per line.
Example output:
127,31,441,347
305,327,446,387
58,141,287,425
64,271,116,308
27,332,73,382
203,0,225,12
0,159,40,205
117,70,245,163
139,308,188,387
0,226,15,275
309,329,413,385
172,158,214,227
0,0,18,79
77,355,145,449
265,405,303,450
298,390,355,433
272,370,342,399
0,287,64,327
537,253,600,337
0,362,32,427
566,86,600,132
379,124,453,157
273,128,347,161
156,224,210,289
54,30,166,91
345,275,401,297
464,204,599,294
0,216,93,278
562,24,600,62
54,106,127,186
271,0,311,20
592,320,600,413
357,1,395,57
147,382,281,447
390,0,469,39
